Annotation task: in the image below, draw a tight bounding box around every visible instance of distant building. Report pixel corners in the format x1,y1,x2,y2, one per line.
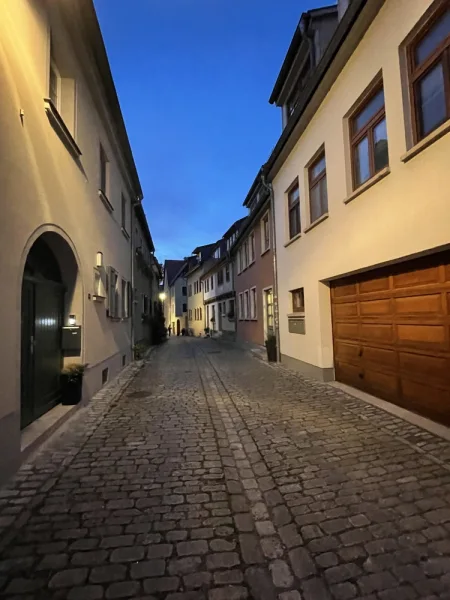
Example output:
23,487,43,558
202,219,245,339
233,171,275,348
163,260,188,336
186,244,216,337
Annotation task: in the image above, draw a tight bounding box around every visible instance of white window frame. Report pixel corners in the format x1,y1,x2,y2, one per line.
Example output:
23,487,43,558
261,212,270,254
239,293,244,320
249,232,255,264
244,290,249,320
250,286,257,320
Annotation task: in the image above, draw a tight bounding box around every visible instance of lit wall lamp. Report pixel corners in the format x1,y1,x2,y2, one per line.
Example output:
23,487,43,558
159,292,166,301
96,251,104,268
68,314,77,326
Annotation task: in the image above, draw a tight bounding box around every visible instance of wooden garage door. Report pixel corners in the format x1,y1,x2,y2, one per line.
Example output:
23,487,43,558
331,252,450,425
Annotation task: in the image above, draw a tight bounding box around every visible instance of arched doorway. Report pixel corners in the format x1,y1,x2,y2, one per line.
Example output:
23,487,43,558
176,319,181,336
21,233,78,429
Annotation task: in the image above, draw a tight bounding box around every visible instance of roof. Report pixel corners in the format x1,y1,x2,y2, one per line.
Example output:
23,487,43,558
265,0,376,180
135,204,155,253
269,5,338,105
164,260,185,286
64,0,143,200
223,217,247,240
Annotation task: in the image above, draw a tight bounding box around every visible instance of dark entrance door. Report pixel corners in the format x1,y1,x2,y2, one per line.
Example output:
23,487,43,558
21,238,64,429
176,319,181,336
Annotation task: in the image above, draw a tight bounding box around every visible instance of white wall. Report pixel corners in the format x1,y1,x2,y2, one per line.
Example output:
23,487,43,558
273,0,449,372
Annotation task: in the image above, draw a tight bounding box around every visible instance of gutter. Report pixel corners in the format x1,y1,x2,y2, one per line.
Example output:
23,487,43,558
261,175,281,363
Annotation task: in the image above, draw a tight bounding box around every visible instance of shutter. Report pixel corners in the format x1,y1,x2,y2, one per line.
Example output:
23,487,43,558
107,267,116,318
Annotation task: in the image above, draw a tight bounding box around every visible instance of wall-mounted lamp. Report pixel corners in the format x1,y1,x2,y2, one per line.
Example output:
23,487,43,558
96,251,104,268
68,314,77,326
159,292,166,301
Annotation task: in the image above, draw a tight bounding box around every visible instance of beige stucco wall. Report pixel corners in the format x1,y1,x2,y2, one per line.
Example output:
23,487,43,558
0,0,137,478
273,0,449,374
187,267,206,337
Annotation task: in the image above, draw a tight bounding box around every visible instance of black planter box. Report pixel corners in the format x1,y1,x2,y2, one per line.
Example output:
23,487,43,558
265,340,278,362
61,375,83,405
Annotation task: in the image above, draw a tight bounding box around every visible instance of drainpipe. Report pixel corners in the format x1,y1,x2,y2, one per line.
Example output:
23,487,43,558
261,173,281,364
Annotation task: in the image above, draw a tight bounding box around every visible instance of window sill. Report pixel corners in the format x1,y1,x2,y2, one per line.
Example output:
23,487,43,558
304,213,329,233
284,233,302,248
44,98,82,159
343,167,391,205
98,190,114,213
261,247,271,257
401,120,450,164
288,313,305,319
121,227,130,240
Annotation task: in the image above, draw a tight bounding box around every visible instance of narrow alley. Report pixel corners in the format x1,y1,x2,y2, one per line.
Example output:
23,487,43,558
1,339,450,600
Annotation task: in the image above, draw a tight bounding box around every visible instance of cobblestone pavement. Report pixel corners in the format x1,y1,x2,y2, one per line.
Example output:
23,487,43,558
1,338,450,600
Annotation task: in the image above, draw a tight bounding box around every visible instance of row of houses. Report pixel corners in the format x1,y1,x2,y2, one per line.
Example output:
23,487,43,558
165,0,450,427
0,0,161,485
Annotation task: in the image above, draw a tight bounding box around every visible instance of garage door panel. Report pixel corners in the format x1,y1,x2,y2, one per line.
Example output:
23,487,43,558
363,369,398,401
362,346,396,370
401,379,450,424
399,351,449,385
359,276,390,294
359,298,391,316
396,323,447,350
393,265,440,289
335,361,361,388
360,323,394,344
333,302,358,318
394,294,443,316
333,283,357,298
335,341,360,364
334,322,359,340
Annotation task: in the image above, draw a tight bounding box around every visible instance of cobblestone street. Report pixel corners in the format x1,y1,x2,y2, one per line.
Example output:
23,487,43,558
1,338,450,600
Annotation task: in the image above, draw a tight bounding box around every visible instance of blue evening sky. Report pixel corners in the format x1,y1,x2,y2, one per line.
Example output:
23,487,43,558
94,0,331,262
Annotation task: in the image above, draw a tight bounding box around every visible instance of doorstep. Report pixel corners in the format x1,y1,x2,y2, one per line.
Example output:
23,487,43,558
330,381,450,443
21,403,79,460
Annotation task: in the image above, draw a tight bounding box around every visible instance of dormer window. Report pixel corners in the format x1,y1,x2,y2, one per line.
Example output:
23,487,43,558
287,58,311,117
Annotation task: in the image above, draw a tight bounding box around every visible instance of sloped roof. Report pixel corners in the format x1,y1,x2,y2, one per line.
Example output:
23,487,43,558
164,260,185,286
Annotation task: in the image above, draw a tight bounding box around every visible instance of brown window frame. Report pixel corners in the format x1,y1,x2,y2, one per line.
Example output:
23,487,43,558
349,83,387,189
287,181,301,240
407,2,450,143
308,151,327,223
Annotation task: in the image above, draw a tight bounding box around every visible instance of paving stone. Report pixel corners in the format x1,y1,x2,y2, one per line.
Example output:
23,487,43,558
278,523,303,548
269,559,293,588
239,533,265,564
67,585,104,600
110,546,145,562
105,580,141,598
209,586,248,600
279,592,302,600
71,550,108,566
245,566,277,600
234,513,254,532
168,557,202,575
206,552,240,570
301,577,331,600
289,547,316,579
131,559,166,578
49,568,88,589
213,569,244,585
90,564,127,584
261,536,284,559
177,540,208,556
147,543,173,558
184,571,212,588
143,576,180,593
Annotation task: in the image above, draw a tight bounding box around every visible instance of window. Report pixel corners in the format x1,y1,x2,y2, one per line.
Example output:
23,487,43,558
218,269,224,285
308,152,328,223
225,264,230,282
211,276,214,290
182,286,187,296
249,232,255,264
121,194,128,232
239,293,245,320
189,309,192,321
183,303,187,313
350,85,389,188
205,278,209,293
288,182,301,239
407,5,450,142
250,288,257,320
262,213,270,252
214,247,221,259
291,288,305,313
121,279,128,318
243,240,249,269
99,144,109,196
199,307,202,321
237,249,242,274
286,59,311,117
229,299,235,318
244,290,249,320
189,284,192,297
49,60,60,110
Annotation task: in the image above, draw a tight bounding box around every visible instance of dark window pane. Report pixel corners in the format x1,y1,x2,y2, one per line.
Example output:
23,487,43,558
320,176,328,215
373,118,389,172
289,205,300,238
288,185,299,207
311,155,326,180
418,62,447,137
354,136,370,186
415,9,450,66
310,177,328,222
353,89,385,134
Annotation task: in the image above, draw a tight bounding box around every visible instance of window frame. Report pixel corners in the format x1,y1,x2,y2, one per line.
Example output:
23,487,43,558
291,288,305,314
287,180,301,240
49,59,61,111
349,83,388,189
308,150,328,224
239,293,245,321
261,212,270,252
406,2,450,143
249,232,255,264
99,143,109,196
244,290,249,320
218,268,224,286
250,287,257,320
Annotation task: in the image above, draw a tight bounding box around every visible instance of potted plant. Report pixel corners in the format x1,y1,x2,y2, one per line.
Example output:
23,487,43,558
265,334,277,363
133,342,148,360
61,363,88,405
